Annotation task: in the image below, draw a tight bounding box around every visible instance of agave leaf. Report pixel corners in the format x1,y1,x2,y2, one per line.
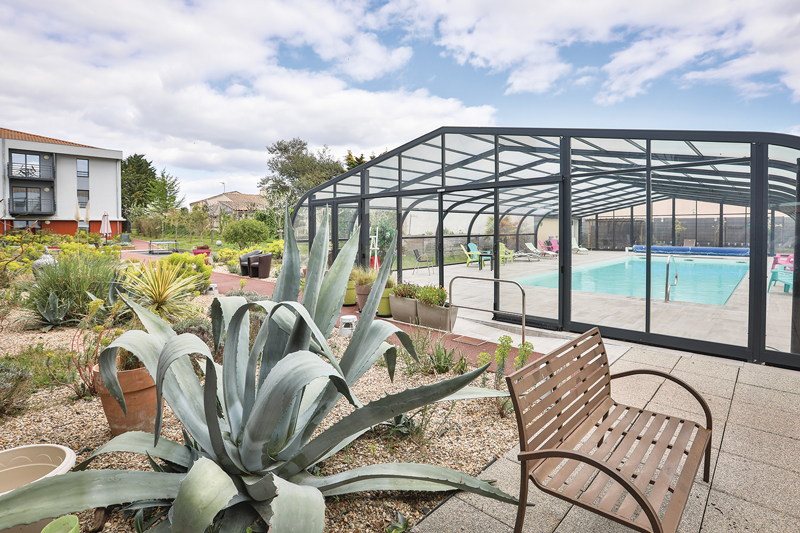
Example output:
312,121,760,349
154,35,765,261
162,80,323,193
240,352,356,472
74,431,192,471
203,358,244,473
272,204,301,303
0,471,183,530
299,463,517,505
316,224,360,338
279,363,489,477
301,206,329,319
217,502,260,533
266,475,325,533
440,386,509,401
171,457,238,533
220,303,253,439
153,333,214,446
343,321,417,384
119,293,176,344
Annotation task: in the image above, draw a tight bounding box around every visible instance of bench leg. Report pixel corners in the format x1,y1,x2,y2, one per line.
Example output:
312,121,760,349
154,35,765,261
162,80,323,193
704,437,711,482
514,462,529,533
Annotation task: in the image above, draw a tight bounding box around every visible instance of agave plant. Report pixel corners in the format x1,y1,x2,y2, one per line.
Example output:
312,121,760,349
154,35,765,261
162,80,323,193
122,260,202,321
30,290,78,331
0,208,514,532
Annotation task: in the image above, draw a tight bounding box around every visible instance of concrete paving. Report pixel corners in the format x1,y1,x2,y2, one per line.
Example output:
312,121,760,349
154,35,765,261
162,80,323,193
410,345,800,533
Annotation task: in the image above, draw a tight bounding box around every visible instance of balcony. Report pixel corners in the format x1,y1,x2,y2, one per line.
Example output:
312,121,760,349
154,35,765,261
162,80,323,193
7,162,55,180
7,198,56,215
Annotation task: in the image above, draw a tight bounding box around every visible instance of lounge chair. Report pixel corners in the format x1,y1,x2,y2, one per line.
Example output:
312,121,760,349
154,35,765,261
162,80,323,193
571,237,588,255
467,242,490,269
499,243,514,265
248,252,273,279
413,248,433,275
460,244,480,267
526,242,556,259
769,265,794,293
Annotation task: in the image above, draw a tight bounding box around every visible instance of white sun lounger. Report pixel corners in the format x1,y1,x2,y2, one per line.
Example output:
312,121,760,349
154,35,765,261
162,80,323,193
526,242,556,259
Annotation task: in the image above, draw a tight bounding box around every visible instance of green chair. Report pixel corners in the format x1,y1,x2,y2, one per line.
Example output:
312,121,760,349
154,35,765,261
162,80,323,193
460,244,480,267
499,243,514,264
467,242,490,269
769,265,794,293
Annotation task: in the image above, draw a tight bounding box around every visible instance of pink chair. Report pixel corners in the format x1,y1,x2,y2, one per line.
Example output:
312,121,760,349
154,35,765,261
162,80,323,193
771,254,794,270
549,237,560,254
539,239,553,252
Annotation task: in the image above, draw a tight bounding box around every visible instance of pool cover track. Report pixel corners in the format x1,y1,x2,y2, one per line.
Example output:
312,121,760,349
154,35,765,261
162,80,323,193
293,127,800,370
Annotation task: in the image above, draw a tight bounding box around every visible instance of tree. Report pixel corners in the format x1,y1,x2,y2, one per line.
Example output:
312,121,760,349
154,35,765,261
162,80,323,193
147,169,185,238
121,154,157,226
345,150,384,170
258,138,344,207
187,204,212,244
223,218,270,248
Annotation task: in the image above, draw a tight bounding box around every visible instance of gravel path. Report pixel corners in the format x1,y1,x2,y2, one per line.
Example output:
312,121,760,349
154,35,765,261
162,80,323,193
0,306,516,532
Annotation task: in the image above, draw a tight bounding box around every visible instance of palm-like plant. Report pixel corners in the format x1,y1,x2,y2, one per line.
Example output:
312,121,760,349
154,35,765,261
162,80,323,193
0,208,514,532
122,260,201,321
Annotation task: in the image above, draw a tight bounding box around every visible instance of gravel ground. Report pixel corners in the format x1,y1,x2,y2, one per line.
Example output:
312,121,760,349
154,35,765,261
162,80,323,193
0,306,516,532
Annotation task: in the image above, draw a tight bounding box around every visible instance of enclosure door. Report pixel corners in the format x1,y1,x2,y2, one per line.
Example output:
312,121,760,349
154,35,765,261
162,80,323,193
334,202,359,260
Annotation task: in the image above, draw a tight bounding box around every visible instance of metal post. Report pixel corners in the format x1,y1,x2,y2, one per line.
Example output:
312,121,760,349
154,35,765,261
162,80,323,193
720,203,725,248
559,136,572,329
594,213,599,250
770,208,775,256
792,158,800,354
493,135,500,311
749,143,767,362
645,140,652,332
671,198,676,246
630,206,634,247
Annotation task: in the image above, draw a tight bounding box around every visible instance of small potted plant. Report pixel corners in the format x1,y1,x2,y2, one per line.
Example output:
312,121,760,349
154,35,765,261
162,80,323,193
389,282,418,324
192,244,211,258
417,284,458,331
352,266,378,312
344,268,358,306
93,346,157,436
376,276,395,317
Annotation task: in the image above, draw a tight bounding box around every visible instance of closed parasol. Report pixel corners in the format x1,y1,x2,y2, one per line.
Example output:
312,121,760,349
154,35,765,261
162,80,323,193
100,211,112,243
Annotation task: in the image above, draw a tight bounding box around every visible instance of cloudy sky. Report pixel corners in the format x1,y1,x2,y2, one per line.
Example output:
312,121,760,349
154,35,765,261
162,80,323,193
2,0,799,203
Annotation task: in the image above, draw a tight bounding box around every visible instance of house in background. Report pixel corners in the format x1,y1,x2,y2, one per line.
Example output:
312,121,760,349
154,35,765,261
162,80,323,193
1,127,123,235
190,191,267,230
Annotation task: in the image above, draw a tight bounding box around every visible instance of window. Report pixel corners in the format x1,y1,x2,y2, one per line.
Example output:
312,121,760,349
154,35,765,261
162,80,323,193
78,190,89,208
11,152,41,178
77,159,89,192
13,220,41,230
12,187,41,212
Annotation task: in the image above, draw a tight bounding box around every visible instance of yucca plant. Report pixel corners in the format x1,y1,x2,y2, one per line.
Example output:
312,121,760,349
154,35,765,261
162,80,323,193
0,208,514,532
122,260,202,321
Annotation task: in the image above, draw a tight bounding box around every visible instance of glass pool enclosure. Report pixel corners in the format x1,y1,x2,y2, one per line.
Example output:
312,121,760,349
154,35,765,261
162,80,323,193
293,127,800,370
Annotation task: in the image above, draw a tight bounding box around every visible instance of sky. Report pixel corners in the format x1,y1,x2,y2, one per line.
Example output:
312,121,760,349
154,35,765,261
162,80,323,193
2,0,800,204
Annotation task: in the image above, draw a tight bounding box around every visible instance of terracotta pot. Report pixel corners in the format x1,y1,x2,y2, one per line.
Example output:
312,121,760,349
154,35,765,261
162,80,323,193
417,302,459,331
344,280,357,306
389,294,417,324
377,288,393,317
0,444,76,533
93,365,159,436
354,284,372,312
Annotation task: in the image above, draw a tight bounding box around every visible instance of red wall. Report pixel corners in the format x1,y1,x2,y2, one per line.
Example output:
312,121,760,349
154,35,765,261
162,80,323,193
2,219,122,236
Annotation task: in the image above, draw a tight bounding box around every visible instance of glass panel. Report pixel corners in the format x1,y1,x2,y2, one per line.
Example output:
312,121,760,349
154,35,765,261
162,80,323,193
401,136,441,191
444,133,494,188
77,159,89,177
12,187,26,211
766,144,800,354
335,173,361,199
369,156,398,195
400,194,438,284
293,204,309,256
498,183,559,324
27,188,40,211
649,140,751,347
498,135,560,182
78,190,89,208
336,204,359,255
571,138,647,331
367,196,396,270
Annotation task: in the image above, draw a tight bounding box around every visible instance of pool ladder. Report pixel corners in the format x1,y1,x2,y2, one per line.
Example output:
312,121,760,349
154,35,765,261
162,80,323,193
665,255,678,302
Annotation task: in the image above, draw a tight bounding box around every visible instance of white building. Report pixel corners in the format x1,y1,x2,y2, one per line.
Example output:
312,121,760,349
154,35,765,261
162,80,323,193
0,127,123,235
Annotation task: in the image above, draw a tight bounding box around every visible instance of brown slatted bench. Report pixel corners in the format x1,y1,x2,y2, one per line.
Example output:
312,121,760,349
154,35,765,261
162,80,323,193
505,328,712,533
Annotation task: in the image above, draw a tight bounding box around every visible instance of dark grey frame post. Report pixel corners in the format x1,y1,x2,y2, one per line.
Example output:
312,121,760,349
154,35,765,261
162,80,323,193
749,143,768,363
645,139,652,333
559,136,572,329
792,158,800,354
493,135,501,310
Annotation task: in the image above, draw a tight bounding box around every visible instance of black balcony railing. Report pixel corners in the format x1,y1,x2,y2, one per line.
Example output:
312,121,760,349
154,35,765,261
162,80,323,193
8,197,56,215
7,162,55,180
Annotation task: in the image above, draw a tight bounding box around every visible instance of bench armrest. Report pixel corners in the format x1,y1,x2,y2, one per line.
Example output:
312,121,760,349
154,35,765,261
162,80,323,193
610,369,713,431
518,448,664,533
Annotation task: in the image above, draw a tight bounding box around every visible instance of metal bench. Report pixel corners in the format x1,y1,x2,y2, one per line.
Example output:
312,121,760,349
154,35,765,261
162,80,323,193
506,328,712,533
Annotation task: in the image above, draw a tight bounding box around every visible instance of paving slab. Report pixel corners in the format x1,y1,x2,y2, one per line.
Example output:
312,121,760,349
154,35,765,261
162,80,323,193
732,382,800,415
700,489,800,533
738,363,800,395
615,348,681,370
726,399,800,440
648,384,731,427
712,451,800,518
720,422,800,474
608,371,664,407
410,496,511,533
673,356,740,381
668,368,737,400
454,457,572,531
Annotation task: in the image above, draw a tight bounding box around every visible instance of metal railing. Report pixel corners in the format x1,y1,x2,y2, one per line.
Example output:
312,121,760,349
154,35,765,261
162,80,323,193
7,163,55,180
448,276,527,345
665,255,678,302
7,198,56,215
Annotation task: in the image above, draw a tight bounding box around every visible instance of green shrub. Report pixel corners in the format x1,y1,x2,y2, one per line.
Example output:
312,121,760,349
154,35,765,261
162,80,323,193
223,219,270,248
164,252,212,290
226,259,239,274
4,343,75,391
24,253,118,320
263,239,285,260
393,282,418,299
0,360,32,414
417,284,447,307
215,245,261,264
352,266,378,287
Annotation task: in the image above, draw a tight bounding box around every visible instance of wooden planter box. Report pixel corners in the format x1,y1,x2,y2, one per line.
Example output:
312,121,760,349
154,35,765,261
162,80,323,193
417,302,458,331
389,295,417,324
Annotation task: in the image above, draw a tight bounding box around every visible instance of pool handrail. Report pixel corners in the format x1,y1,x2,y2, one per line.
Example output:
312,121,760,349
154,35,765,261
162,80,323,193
448,275,526,346
665,255,679,302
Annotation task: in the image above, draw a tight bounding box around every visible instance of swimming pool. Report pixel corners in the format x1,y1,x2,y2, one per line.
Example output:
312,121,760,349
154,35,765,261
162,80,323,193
516,256,750,305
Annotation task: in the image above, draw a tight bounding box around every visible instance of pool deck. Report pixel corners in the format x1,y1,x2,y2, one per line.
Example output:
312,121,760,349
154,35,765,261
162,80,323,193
401,250,793,354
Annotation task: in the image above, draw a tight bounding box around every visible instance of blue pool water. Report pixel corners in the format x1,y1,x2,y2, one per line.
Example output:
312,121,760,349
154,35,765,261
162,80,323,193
516,256,750,305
